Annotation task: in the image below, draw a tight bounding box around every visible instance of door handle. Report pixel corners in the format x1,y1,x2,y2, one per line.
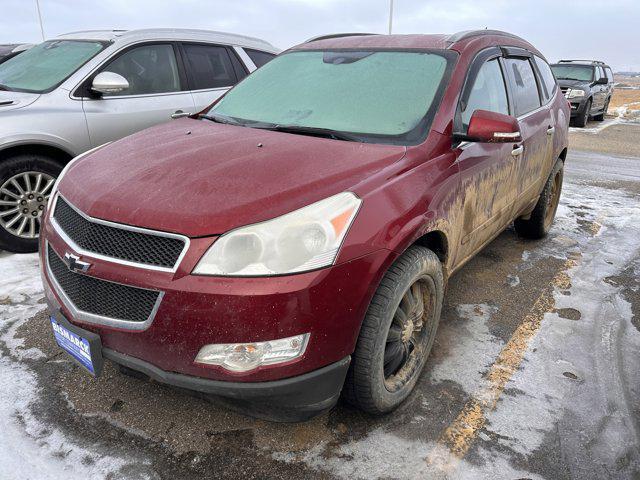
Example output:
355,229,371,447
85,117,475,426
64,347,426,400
511,145,524,157
171,110,192,119
546,126,555,136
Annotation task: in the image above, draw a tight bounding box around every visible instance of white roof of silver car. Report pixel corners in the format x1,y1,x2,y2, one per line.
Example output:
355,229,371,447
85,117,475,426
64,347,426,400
56,28,279,52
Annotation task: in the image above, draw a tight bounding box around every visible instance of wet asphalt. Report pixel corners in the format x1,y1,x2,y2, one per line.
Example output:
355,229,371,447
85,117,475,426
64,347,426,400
1,120,639,479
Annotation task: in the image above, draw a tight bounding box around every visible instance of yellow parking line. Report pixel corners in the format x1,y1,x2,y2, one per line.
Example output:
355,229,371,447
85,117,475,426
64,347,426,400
429,254,580,469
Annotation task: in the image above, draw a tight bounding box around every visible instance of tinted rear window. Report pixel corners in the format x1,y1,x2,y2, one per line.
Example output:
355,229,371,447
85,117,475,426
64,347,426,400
504,58,541,116
605,67,614,81
182,43,238,90
533,55,557,103
245,49,276,68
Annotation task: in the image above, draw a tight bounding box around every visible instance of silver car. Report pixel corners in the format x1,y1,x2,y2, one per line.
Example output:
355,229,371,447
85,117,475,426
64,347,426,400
0,28,278,252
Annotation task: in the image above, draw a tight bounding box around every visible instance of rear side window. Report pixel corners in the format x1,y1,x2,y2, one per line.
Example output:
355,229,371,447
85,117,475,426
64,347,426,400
533,56,557,103
504,58,541,116
461,58,509,130
182,43,238,90
596,66,604,81
245,48,276,68
605,67,614,82
101,44,181,96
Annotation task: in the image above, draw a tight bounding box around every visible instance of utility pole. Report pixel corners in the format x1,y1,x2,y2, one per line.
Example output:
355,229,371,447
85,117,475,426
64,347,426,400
35,0,45,41
388,0,394,35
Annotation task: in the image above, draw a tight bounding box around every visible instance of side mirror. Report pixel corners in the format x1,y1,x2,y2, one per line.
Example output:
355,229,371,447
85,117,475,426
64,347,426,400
463,109,522,143
596,77,608,85
91,72,129,95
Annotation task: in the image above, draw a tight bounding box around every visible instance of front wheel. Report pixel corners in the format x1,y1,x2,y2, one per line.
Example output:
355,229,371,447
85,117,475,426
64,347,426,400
0,155,62,253
593,97,610,121
514,158,564,239
573,99,591,128
343,246,444,414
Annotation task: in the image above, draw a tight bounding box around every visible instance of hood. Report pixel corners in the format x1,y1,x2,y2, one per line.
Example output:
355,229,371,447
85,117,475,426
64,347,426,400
59,119,406,237
0,90,40,111
556,78,590,89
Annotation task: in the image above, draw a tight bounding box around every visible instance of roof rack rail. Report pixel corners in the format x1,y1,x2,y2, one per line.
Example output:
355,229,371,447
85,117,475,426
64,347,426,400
446,29,525,45
558,59,606,65
305,33,378,43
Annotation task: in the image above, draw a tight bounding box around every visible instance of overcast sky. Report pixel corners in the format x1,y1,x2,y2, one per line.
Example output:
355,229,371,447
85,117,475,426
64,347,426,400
2,0,639,71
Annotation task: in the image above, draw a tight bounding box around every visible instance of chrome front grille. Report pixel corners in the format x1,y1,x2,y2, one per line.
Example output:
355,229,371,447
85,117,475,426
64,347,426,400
51,195,188,271
47,244,162,328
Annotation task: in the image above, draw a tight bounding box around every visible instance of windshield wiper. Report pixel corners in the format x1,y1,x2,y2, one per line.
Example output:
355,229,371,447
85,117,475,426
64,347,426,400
255,124,362,142
199,113,244,126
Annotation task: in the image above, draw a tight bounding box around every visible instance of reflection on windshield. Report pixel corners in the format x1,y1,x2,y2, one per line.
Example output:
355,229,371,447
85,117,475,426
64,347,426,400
0,40,106,93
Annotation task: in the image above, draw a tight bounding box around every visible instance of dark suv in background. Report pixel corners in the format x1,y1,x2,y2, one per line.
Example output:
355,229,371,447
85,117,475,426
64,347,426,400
551,60,614,127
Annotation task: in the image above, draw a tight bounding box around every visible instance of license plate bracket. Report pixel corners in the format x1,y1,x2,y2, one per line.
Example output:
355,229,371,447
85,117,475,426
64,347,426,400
50,314,104,377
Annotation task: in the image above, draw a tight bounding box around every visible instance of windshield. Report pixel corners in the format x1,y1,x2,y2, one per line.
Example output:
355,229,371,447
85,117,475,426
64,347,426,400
0,40,106,93
208,49,455,145
550,64,594,82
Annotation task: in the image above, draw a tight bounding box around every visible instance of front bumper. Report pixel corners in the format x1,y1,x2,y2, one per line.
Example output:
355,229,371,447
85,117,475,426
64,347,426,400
107,347,351,421
40,213,394,415
567,96,589,118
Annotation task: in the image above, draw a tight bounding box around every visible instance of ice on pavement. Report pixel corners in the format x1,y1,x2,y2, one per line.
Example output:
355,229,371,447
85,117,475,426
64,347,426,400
277,181,640,478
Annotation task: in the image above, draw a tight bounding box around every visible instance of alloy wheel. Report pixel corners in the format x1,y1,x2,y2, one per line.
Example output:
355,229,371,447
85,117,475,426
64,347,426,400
544,170,562,230
384,276,436,392
0,171,55,239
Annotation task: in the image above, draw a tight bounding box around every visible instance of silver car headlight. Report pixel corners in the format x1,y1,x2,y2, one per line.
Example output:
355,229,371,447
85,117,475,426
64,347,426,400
566,88,585,99
193,192,361,276
46,143,111,212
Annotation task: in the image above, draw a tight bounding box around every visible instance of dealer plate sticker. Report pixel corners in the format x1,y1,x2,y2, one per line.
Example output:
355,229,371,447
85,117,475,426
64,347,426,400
50,317,95,374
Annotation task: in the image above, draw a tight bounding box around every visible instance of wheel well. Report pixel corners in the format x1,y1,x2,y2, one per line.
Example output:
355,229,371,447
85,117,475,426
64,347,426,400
0,144,73,166
559,148,568,163
413,230,448,264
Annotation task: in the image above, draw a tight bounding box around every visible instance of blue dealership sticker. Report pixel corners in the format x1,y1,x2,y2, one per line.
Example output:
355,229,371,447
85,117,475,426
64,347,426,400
50,317,95,374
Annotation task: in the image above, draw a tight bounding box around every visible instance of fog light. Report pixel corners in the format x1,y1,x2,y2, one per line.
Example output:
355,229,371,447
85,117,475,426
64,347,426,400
194,333,310,372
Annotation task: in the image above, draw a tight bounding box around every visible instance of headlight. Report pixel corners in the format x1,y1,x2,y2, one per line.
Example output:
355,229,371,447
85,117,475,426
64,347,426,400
193,192,361,276
566,88,586,99
194,333,310,372
46,143,111,212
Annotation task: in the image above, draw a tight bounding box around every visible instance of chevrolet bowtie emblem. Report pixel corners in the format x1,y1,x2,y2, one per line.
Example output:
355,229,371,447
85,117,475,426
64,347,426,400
63,252,91,273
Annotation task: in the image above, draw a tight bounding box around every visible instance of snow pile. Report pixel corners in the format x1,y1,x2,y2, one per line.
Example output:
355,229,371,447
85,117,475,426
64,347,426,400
0,252,145,479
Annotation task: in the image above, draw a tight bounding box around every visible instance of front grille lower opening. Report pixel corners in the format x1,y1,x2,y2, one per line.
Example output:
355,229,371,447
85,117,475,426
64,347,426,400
48,245,160,323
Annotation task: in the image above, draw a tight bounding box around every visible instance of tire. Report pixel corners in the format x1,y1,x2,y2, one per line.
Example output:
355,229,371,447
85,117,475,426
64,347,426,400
593,97,609,121
0,154,63,253
514,158,564,239
573,99,591,127
343,245,444,414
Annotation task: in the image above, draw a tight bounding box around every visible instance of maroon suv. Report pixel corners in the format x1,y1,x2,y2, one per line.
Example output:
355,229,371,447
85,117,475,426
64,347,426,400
40,30,569,421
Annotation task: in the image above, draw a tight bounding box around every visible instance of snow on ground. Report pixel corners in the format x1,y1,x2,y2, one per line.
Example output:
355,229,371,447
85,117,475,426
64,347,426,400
429,303,501,396
0,253,147,479
276,180,640,478
485,181,640,471
568,101,640,134
0,168,638,479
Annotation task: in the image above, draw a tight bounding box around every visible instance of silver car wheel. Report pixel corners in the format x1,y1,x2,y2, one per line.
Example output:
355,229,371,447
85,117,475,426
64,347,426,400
0,171,55,239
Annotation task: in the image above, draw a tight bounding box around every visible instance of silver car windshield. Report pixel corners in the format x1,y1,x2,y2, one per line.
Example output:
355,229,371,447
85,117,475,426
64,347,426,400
0,40,106,93
208,50,455,145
